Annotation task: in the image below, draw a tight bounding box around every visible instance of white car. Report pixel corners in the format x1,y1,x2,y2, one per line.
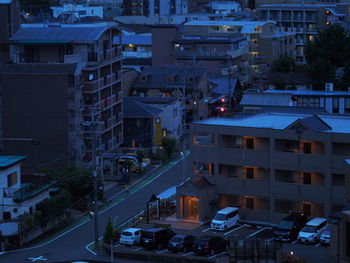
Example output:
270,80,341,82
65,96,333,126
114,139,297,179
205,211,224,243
320,230,331,245
297,218,328,243
119,228,143,245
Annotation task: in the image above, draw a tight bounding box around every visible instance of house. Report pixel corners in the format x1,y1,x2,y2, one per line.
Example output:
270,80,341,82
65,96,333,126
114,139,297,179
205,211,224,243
176,112,349,223
129,66,208,123
0,156,55,249
0,23,123,168
122,97,163,152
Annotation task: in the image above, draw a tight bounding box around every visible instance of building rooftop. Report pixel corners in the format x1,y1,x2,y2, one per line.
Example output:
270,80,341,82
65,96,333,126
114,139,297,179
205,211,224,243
208,76,238,96
0,0,12,3
194,112,350,134
123,97,162,118
259,3,337,8
240,92,292,106
11,25,112,43
265,89,350,96
0,156,26,169
134,97,177,104
114,34,152,45
184,20,276,27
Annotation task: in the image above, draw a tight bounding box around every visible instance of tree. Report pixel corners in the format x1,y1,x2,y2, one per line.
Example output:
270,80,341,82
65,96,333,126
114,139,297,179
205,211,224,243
340,64,350,90
271,55,295,72
104,217,117,244
161,137,177,160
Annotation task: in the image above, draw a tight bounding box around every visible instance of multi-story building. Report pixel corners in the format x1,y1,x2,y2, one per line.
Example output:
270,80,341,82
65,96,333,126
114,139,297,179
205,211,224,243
129,66,208,123
257,2,350,63
0,0,20,63
122,0,188,16
0,23,123,168
180,20,295,83
176,112,349,223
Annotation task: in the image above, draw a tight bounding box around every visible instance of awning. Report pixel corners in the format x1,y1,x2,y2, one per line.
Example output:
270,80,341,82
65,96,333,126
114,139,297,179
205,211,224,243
157,186,176,199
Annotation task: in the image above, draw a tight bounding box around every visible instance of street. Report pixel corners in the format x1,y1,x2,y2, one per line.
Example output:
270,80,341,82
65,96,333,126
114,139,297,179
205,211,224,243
0,155,188,263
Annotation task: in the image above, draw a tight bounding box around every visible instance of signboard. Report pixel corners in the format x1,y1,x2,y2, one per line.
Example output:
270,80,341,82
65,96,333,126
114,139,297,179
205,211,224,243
154,117,162,146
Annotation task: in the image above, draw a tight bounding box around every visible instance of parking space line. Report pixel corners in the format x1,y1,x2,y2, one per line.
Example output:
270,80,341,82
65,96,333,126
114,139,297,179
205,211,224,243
202,227,211,232
157,249,168,254
292,240,297,244
315,243,321,247
208,251,227,259
183,252,194,256
133,247,142,251
115,244,121,247
247,227,268,238
224,224,248,235
266,237,275,242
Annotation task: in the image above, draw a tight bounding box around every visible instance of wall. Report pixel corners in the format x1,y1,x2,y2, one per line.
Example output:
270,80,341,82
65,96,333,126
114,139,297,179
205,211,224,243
151,26,178,67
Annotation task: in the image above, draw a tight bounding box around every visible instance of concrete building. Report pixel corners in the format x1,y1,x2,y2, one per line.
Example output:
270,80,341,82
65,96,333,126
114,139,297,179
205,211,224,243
241,89,350,114
180,20,295,83
129,66,208,123
51,4,104,19
257,2,350,63
0,24,123,168
122,0,188,16
176,112,349,223
0,0,20,63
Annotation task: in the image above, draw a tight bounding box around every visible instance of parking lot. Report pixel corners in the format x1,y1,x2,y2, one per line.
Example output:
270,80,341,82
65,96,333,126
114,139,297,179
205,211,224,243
108,221,330,262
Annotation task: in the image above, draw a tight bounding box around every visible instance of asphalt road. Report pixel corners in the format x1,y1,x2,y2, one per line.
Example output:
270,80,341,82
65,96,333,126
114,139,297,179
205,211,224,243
0,156,188,263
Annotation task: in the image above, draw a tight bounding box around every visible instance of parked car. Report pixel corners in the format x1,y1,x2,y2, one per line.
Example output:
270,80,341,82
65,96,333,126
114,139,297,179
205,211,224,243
297,218,328,243
167,234,195,253
119,228,143,245
193,235,228,256
140,228,175,250
274,212,308,241
211,207,240,231
320,228,331,245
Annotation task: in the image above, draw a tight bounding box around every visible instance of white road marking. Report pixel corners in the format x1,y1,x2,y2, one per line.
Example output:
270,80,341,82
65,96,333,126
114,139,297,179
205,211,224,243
183,252,194,256
27,256,48,262
224,224,248,235
133,247,142,251
292,240,297,244
247,227,268,238
157,249,168,254
208,251,227,259
202,227,211,232
315,243,321,247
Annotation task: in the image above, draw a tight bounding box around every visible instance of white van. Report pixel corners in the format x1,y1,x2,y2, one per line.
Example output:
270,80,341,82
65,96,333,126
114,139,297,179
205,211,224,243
297,217,328,243
120,228,143,245
211,207,239,231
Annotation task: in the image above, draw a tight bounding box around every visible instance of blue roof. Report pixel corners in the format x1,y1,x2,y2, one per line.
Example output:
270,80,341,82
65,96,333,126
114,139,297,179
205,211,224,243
0,156,26,168
11,26,111,43
194,112,350,134
208,76,237,96
265,89,350,96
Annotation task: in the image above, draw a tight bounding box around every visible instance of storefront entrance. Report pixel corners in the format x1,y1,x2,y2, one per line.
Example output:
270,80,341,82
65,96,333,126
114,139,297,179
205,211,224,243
182,196,200,221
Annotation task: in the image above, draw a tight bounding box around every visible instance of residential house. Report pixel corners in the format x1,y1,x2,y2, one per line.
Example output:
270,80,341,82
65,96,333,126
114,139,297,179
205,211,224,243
129,66,208,123
0,156,55,249
176,112,349,223
122,0,188,16
0,23,123,169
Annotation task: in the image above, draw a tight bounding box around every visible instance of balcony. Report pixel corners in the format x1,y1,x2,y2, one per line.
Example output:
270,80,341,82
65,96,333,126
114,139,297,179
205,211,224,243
6,181,57,203
122,51,152,58
273,152,324,172
175,48,248,60
84,79,99,93
64,53,83,63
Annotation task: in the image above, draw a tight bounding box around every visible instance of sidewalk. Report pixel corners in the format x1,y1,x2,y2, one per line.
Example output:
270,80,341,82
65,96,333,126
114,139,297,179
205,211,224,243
150,213,201,230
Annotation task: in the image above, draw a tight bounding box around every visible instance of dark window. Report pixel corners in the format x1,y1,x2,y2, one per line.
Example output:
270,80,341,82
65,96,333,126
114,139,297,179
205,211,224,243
245,138,254,149
303,172,311,184
3,211,11,220
246,167,254,179
333,97,339,113
303,142,311,154
246,197,254,209
7,172,17,187
303,203,311,216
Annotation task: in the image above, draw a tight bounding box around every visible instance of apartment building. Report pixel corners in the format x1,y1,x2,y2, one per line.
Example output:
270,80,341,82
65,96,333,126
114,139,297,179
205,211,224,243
0,0,20,63
178,20,295,83
122,0,188,16
176,112,349,223
257,2,350,63
0,24,123,168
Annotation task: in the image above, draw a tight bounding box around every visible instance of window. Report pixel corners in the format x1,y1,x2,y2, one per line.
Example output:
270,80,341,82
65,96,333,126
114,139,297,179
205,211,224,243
303,172,311,184
246,197,254,209
188,76,194,83
7,172,18,187
246,167,254,179
346,222,350,257
3,211,11,220
303,142,311,154
245,138,254,149
333,97,339,113
345,97,350,113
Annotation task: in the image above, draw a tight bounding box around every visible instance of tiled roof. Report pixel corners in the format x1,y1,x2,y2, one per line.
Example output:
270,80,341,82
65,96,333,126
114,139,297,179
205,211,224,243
0,156,26,168
123,97,162,118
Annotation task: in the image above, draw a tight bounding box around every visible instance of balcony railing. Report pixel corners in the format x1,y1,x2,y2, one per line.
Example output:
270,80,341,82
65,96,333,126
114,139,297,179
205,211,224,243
175,48,248,59
9,181,57,203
